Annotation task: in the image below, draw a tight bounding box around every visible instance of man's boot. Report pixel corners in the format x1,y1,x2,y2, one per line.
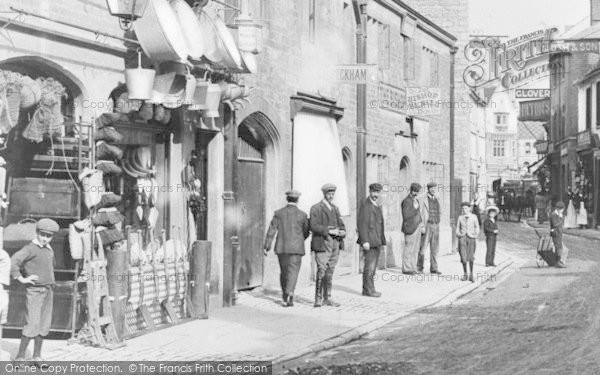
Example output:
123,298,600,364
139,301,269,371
556,256,566,268
314,276,323,307
323,274,340,307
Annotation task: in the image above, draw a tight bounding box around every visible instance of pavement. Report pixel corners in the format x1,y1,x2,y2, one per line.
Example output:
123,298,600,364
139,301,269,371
2,238,514,364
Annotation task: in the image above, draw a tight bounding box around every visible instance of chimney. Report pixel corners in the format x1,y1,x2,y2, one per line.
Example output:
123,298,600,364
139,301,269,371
592,0,600,25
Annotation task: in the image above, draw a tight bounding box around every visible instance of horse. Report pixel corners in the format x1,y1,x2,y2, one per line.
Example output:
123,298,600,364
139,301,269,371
496,190,511,221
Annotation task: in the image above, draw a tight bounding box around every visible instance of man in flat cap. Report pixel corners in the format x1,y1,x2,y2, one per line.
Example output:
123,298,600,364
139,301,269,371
550,201,567,268
401,183,424,274
310,183,346,307
264,190,310,307
456,202,480,281
11,218,59,361
357,183,385,297
418,182,442,274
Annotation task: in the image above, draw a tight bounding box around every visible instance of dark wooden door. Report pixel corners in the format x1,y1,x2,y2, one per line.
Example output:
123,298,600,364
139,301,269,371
236,126,265,290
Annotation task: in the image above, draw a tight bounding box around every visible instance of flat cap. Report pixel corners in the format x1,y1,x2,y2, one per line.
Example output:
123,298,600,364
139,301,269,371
37,218,59,234
410,182,422,192
285,189,301,198
321,183,337,193
555,201,565,209
426,182,437,189
369,183,383,192
460,201,471,207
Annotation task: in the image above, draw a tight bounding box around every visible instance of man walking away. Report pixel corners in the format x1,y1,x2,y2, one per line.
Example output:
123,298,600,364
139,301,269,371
310,184,346,307
418,182,442,275
264,190,310,307
357,183,385,297
456,202,480,282
550,201,567,268
401,183,424,275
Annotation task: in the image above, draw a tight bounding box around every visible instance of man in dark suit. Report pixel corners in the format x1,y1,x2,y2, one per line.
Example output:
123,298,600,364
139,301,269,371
550,201,566,268
263,190,310,307
357,183,385,297
310,183,346,307
401,183,424,274
418,182,442,274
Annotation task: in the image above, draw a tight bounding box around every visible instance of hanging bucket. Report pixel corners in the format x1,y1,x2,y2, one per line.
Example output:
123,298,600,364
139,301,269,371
125,51,156,100
202,83,221,118
190,72,209,110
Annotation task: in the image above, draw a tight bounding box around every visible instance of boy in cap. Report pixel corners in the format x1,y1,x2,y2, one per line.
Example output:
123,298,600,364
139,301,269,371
310,183,346,307
11,218,59,361
456,202,480,282
418,182,442,274
483,206,499,267
550,201,567,268
401,183,424,275
264,190,310,307
357,183,385,297
0,246,9,360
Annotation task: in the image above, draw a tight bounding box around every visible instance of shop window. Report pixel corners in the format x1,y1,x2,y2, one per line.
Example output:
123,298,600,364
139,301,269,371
586,87,592,130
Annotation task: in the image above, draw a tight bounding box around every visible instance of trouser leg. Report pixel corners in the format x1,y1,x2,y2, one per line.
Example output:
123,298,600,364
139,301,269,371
362,247,380,294
285,255,302,296
418,230,428,271
430,224,440,272
277,254,288,298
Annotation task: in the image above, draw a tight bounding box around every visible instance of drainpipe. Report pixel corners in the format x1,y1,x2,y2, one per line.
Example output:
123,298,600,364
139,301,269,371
353,0,368,212
450,46,458,246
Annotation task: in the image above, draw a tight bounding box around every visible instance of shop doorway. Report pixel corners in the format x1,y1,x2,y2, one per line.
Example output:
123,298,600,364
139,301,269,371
237,120,266,289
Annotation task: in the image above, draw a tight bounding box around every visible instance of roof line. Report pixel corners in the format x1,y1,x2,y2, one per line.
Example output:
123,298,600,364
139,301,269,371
384,0,458,43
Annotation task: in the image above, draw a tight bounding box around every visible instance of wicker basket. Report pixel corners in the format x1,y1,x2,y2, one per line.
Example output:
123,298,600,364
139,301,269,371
5,88,21,125
19,76,42,109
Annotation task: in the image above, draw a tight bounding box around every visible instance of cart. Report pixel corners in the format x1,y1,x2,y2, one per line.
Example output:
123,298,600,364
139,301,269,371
534,229,557,267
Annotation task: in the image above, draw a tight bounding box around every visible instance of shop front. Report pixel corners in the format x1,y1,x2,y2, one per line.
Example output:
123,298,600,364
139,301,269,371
575,129,600,227
0,0,263,347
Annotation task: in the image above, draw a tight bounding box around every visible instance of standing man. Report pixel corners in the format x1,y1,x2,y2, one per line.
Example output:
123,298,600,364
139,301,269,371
550,201,567,268
263,190,310,307
310,184,346,307
357,183,385,298
401,183,424,275
11,218,59,362
418,182,442,275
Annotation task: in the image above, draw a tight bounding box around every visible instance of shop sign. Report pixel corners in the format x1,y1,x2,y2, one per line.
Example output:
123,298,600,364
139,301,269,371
578,130,591,147
534,140,548,154
519,98,550,121
561,145,568,156
336,64,377,84
515,89,550,99
378,83,406,114
406,87,441,116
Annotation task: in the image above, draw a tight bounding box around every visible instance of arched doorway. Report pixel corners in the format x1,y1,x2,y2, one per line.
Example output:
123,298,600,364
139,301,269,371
236,112,275,290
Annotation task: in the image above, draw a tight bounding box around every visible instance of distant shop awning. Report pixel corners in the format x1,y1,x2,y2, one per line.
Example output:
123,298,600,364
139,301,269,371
528,156,547,175
292,111,350,216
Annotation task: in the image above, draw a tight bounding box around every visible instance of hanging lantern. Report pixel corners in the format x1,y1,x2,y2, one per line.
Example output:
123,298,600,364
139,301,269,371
106,0,149,30
231,13,263,54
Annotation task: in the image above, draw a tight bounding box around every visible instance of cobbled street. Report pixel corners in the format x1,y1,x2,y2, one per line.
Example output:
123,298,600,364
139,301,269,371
279,222,600,375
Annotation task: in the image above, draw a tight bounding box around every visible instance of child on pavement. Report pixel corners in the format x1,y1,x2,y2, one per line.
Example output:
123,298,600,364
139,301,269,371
483,206,499,267
0,247,10,360
11,218,59,362
456,202,480,282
